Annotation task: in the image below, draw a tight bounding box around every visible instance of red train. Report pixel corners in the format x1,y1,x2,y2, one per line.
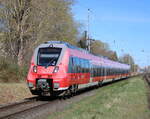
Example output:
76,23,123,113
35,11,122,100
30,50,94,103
26,41,130,96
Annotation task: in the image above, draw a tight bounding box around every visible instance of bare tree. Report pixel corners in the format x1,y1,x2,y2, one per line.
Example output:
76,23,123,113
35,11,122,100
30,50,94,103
0,0,79,66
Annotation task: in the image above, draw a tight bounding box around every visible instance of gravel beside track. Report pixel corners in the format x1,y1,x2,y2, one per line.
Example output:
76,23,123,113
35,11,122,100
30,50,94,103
144,73,150,109
144,73,150,85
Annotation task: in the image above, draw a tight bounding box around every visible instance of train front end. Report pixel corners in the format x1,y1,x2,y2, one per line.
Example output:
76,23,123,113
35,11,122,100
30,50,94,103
26,42,69,96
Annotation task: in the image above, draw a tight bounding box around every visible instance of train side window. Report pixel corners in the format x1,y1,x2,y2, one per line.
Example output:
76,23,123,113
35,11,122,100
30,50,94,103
93,65,94,77
107,68,109,76
96,65,98,77
68,57,72,73
72,57,75,73
105,67,107,76
77,57,80,73
91,65,93,76
109,68,111,75
95,66,96,76
104,67,106,76
96,65,98,76
100,66,102,76
106,68,108,76
101,67,103,76
79,58,82,73
102,67,105,76
113,68,115,75
83,59,86,73
97,66,99,76
76,57,80,73
85,60,87,73
99,66,101,76
88,60,90,73
94,65,96,77
110,68,112,75
84,59,86,73
110,68,111,75
115,69,117,75
102,67,104,76
95,65,96,77
116,69,118,75
110,68,113,75
98,66,100,76
86,60,88,72
103,67,106,76
73,57,77,73
93,65,95,77
103,67,105,76
108,68,110,76
84,60,86,73
83,59,87,73
80,59,82,73
93,65,96,77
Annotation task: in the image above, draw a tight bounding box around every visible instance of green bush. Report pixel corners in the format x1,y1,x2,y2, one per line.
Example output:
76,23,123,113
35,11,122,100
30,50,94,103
0,57,28,83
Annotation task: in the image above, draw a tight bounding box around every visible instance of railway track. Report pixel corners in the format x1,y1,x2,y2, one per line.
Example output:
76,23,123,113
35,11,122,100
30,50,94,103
0,96,37,110
0,96,51,119
0,77,132,119
0,101,55,119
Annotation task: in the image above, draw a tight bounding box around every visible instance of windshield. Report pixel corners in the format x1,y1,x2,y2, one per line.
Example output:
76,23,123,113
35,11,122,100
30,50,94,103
37,47,62,66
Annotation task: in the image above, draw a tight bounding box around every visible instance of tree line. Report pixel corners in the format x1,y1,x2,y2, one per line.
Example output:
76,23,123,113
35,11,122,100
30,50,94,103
0,0,138,72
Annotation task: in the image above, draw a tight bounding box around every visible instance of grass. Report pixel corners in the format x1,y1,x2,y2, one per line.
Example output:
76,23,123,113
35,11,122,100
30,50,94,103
0,82,32,104
0,57,28,82
0,57,32,104
48,76,150,119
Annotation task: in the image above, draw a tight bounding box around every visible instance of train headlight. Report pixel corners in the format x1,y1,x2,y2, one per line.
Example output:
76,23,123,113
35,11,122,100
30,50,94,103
54,83,60,89
53,66,59,73
28,82,34,88
33,66,37,73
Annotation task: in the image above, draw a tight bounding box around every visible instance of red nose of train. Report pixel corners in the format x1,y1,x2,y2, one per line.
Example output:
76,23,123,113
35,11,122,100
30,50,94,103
36,66,54,74
32,65,60,78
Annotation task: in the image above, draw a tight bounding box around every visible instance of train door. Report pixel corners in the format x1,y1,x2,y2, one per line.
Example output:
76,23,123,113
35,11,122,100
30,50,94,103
89,62,93,83
68,56,73,83
104,66,107,80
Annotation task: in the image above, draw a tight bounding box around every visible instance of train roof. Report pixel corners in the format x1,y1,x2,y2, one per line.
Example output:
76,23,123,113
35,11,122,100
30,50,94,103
45,41,106,57
45,41,88,53
44,41,130,69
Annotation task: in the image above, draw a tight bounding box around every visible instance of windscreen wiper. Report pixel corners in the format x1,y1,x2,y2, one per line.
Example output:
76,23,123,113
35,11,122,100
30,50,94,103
45,57,56,68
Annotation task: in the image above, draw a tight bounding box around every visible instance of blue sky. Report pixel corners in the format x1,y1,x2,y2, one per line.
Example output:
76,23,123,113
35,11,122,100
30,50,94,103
72,0,150,67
